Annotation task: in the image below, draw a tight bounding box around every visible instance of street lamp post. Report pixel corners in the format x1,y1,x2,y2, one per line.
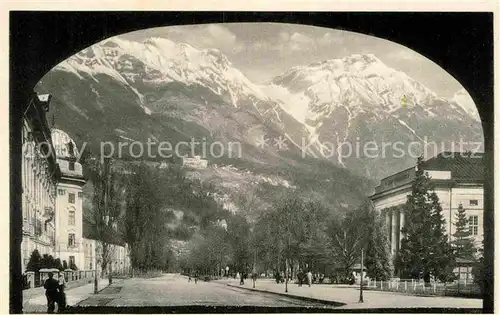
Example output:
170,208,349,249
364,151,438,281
285,257,289,293
94,259,100,294
359,248,364,303
253,247,257,289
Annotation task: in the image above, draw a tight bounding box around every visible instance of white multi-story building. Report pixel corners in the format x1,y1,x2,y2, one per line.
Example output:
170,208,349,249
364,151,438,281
21,93,130,274
182,156,208,169
21,94,58,270
52,128,87,269
370,151,484,278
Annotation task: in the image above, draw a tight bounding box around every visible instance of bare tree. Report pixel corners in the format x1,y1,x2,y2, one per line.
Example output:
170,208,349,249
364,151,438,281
326,207,371,279
87,158,125,276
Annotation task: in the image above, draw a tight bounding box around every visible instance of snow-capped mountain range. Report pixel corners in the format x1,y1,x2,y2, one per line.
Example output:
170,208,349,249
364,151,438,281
452,88,481,122
39,36,483,180
56,37,270,110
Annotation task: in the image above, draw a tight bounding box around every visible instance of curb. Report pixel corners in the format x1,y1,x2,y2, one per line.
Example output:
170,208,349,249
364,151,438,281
72,282,112,306
226,284,346,307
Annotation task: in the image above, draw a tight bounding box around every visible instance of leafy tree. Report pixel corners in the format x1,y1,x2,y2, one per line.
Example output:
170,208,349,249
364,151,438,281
226,214,251,273
70,261,78,271
326,207,369,278
273,197,308,277
452,203,477,260
397,156,454,284
54,258,63,271
364,205,393,280
124,163,186,272
41,254,56,269
87,157,125,274
298,201,331,272
26,249,42,272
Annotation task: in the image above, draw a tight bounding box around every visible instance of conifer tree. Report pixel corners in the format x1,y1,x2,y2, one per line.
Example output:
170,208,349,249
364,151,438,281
26,249,42,272
452,203,477,260
365,207,392,280
54,258,63,271
397,156,454,284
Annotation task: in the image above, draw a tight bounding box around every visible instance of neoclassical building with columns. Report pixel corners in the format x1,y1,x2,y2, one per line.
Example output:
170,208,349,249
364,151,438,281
370,152,484,277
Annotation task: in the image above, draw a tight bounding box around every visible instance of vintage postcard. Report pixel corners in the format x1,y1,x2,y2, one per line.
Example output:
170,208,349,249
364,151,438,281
5,2,497,313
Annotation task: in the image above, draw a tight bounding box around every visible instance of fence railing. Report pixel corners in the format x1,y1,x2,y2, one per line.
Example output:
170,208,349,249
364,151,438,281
22,270,97,290
365,279,481,297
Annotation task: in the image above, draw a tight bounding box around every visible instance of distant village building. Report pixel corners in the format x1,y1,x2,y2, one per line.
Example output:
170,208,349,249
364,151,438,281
21,93,130,274
158,161,169,169
182,156,208,169
370,151,484,279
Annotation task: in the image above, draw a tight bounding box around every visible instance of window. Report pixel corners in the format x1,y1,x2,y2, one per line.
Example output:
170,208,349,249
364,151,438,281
68,193,75,204
68,210,75,225
69,161,75,171
469,200,479,206
58,189,65,195
469,216,479,236
69,256,75,266
68,233,76,247
78,192,83,199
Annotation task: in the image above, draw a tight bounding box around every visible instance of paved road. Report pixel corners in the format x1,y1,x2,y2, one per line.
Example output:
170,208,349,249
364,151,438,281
23,279,109,313
77,274,334,308
230,278,483,310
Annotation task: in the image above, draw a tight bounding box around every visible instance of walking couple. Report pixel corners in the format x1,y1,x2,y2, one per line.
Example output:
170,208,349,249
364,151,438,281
44,272,67,313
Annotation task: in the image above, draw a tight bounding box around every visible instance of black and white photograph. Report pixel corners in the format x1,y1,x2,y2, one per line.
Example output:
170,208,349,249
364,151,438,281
9,9,495,314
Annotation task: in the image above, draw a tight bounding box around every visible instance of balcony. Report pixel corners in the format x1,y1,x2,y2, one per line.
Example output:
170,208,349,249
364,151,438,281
22,220,34,235
66,242,81,252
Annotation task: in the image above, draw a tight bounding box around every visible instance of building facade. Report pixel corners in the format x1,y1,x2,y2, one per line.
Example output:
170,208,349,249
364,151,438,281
21,93,130,274
82,238,130,274
21,94,58,270
52,129,87,270
370,152,484,278
182,156,208,169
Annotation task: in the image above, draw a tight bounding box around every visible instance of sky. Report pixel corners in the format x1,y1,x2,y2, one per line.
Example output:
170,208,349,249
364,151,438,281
119,23,465,98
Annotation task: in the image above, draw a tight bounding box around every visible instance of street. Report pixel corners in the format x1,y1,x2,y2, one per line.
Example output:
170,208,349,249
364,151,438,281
77,274,334,308
23,273,482,313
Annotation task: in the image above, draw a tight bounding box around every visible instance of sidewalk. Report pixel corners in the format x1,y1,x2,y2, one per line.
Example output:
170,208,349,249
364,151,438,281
226,278,482,309
23,279,109,313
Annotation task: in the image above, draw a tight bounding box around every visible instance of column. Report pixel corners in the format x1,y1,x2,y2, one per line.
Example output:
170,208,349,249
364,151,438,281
391,209,398,256
399,210,405,249
385,209,392,244
26,271,35,289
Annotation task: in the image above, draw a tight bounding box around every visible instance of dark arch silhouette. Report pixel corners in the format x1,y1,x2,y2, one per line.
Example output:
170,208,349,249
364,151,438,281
10,12,493,313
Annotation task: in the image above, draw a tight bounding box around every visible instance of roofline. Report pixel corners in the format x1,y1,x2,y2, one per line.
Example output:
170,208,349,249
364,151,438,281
370,179,484,199
376,151,485,183
58,176,87,186
82,236,127,247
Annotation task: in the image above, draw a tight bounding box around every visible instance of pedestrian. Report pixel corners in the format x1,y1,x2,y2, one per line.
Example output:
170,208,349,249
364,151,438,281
58,272,67,310
252,272,257,287
239,272,244,285
297,269,303,287
274,271,280,284
307,271,313,287
188,275,192,282
43,272,60,314
194,272,199,284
